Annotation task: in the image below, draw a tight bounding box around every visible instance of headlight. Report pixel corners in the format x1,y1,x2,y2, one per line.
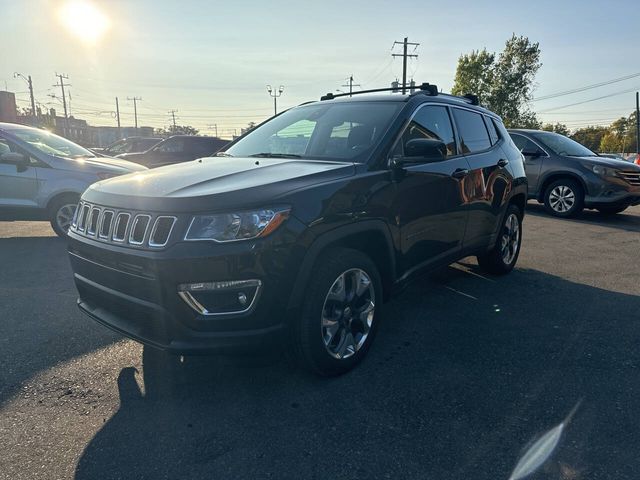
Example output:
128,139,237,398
592,165,616,177
185,207,290,242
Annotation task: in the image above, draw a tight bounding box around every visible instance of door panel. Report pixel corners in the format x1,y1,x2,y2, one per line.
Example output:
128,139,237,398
510,133,544,194
0,138,39,207
395,158,471,274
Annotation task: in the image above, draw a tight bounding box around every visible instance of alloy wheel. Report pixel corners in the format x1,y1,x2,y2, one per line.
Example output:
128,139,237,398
56,203,77,233
549,185,575,213
501,213,520,265
321,268,375,360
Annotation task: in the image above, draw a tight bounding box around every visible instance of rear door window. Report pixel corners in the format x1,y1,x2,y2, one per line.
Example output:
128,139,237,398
452,108,492,154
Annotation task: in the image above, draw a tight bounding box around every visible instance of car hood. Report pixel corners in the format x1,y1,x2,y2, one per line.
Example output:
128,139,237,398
82,156,355,212
573,155,640,170
55,155,147,174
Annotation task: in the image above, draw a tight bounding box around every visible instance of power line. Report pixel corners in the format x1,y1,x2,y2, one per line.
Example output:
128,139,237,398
532,72,640,102
537,86,640,113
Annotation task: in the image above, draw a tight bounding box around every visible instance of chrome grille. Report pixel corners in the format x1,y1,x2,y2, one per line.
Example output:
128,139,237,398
70,201,176,249
617,170,640,186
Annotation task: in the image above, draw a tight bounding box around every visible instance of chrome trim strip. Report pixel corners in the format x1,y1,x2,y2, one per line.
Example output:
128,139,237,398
128,214,151,245
112,212,131,243
98,210,115,239
177,280,262,317
86,207,101,236
148,216,177,248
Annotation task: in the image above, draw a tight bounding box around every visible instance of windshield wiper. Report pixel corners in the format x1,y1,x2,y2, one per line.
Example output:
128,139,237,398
215,152,234,157
248,152,302,159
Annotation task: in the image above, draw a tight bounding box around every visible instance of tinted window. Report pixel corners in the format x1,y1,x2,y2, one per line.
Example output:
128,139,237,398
510,133,539,153
397,105,456,157
154,138,184,153
452,108,492,153
188,138,217,155
484,116,500,145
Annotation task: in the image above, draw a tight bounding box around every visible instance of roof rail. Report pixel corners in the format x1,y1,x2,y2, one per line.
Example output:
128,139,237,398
435,92,480,106
320,82,439,101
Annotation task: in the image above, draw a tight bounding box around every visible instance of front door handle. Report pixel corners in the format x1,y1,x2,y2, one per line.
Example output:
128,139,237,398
451,168,470,179
497,158,509,167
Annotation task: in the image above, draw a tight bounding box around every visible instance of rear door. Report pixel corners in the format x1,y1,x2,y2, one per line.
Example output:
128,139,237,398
0,135,39,208
451,108,512,248
509,132,545,194
392,104,470,274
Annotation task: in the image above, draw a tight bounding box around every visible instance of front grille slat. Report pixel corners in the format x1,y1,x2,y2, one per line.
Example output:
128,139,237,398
70,202,175,250
617,171,640,186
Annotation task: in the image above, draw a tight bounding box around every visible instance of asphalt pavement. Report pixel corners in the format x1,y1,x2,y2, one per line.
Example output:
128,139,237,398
1,204,639,480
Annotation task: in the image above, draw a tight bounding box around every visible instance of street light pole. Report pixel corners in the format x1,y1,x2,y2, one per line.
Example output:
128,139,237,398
267,85,284,116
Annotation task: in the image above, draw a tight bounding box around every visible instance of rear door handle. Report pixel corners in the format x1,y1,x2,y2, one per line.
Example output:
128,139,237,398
451,168,470,179
497,158,509,167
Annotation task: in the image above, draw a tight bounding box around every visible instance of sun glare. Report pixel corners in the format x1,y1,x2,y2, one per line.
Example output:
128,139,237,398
58,1,110,45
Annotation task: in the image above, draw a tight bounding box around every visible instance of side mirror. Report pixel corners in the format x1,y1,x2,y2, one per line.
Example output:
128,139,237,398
399,138,447,165
0,152,28,168
521,148,542,158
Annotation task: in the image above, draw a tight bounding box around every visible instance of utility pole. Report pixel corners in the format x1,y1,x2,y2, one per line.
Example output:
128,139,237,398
267,85,284,116
392,37,419,94
636,91,639,155
207,124,218,137
14,73,37,118
115,97,121,139
127,96,141,130
341,75,361,96
168,110,178,132
53,73,71,137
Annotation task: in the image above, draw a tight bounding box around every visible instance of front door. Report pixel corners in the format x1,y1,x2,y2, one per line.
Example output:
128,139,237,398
391,104,470,276
0,136,39,208
510,132,544,194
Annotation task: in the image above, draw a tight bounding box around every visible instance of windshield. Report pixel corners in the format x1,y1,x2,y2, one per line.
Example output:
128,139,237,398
531,131,595,157
8,127,95,158
224,101,403,162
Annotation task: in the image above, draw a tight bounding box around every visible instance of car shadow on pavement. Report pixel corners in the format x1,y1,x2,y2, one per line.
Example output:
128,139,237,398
525,203,640,233
0,236,120,406
75,265,640,480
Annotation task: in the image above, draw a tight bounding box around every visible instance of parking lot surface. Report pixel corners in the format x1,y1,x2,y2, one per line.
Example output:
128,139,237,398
1,204,639,480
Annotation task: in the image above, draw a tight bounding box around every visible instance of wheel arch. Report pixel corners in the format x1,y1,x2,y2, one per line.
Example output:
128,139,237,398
287,221,396,309
536,172,588,202
46,191,81,213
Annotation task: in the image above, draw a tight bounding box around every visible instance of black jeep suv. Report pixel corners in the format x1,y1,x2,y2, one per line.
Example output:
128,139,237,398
67,84,527,376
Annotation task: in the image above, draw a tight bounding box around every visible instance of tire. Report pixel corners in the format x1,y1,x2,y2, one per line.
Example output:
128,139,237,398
290,247,383,376
477,204,523,275
543,179,584,218
48,195,79,237
596,206,627,215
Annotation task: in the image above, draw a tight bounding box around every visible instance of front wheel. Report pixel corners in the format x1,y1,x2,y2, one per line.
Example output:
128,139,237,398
49,196,79,237
291,248,382,376
477,204,523,275
543,179,584,218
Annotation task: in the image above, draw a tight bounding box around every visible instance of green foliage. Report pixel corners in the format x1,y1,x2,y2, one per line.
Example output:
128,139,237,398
155,125,199,136
452,34,542,128
570,126,609,152
542,123,570,136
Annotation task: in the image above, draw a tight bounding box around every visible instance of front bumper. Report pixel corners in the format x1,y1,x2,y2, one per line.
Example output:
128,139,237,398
68,223,306,354
584,174,640,208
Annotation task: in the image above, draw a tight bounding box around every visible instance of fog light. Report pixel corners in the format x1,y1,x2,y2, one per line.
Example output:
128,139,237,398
178,280,262,316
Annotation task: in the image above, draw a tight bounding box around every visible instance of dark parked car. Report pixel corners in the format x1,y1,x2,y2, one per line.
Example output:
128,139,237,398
117,135,228,168
0,123,146,236
509,129,640,217
92,137,161,157
67,84,527,375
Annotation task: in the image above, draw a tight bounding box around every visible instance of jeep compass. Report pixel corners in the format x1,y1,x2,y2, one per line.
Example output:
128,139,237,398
67,84,528,376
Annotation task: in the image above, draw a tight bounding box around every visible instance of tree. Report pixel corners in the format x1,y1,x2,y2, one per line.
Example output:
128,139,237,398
542,123,570,136
241,122,257,135
570,126,608,152
155,125,199,136
452,34,542,128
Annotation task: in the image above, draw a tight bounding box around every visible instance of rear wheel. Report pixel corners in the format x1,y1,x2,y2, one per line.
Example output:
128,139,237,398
477,204,523,275
543,179,584,218
596,206,627,215
48,195,79,237
291,248,382,376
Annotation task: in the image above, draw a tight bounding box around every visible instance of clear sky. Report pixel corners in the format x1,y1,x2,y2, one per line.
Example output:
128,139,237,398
2,0,639,137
